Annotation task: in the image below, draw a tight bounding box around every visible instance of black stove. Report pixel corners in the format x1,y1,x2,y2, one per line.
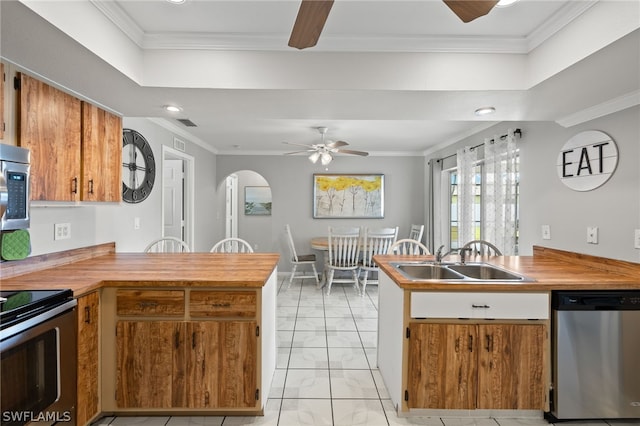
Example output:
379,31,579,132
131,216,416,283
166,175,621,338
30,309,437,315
0,289,74,332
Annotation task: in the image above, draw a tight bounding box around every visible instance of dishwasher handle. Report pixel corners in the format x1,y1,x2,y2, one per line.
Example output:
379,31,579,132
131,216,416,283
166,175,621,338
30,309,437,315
553,291,640,310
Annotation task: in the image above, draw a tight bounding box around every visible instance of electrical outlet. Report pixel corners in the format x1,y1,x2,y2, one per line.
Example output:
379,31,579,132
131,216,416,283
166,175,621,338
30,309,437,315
587,226,598,244
54,223,71,240
635,229,640,249
542,225,551,240
134,217,141,230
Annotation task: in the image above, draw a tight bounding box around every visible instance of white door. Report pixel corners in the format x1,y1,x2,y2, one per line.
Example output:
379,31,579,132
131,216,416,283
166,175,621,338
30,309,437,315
225,174,238,238
163,159,184,240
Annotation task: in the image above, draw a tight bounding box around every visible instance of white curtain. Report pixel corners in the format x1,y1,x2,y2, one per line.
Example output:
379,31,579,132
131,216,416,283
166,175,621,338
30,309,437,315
484,129,518,255
456,146,477,248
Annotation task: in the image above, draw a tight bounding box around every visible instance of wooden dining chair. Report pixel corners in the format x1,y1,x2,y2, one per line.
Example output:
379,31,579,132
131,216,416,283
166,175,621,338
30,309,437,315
389,238,430,255
325,226,361,295
210,237,254,253
462,240,502,256
144,237,190,253
285,224,320,288
359,227,398,296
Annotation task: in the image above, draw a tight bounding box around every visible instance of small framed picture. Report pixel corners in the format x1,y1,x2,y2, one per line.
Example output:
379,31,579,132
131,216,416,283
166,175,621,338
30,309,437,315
244,186,272,215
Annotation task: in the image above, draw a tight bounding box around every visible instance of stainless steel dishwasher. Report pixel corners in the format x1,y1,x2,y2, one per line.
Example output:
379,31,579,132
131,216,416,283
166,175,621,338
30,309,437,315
548,290,640,421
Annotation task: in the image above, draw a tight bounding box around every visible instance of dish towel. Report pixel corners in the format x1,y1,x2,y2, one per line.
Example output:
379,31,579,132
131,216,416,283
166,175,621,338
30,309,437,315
1,229,31,260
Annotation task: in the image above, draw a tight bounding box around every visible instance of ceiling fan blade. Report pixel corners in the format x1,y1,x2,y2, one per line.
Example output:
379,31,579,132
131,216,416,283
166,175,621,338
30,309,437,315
283,141,314,149
326,140,349,148
336,149,369,157
288,0,334,49
284,150,315,155
443,0,499,23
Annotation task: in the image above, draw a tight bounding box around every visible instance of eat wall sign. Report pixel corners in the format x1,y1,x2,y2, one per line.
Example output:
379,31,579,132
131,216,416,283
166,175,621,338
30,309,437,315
556,130,618,191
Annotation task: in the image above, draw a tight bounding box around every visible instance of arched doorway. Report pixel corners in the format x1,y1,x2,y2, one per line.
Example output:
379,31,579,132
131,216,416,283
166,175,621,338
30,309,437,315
221,170,272,252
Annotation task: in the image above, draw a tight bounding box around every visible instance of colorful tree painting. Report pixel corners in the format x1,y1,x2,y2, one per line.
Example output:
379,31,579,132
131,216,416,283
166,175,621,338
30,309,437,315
313,174,384,218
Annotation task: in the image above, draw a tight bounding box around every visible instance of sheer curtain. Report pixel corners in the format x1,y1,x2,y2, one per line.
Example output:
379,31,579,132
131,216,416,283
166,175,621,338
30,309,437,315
456,146,477,248
484,129,518,255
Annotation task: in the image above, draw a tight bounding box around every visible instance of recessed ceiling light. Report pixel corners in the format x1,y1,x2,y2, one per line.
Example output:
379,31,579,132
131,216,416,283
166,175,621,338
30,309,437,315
164,105,182,113
166,0,186,4
475,106,496,116
496,0,519,7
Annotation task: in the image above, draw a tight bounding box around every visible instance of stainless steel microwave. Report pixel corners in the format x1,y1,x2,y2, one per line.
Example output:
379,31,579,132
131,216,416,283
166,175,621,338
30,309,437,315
0,145,30,231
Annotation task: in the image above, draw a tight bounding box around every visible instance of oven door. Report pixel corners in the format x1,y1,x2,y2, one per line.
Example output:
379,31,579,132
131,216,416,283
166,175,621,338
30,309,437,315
1,304,77,426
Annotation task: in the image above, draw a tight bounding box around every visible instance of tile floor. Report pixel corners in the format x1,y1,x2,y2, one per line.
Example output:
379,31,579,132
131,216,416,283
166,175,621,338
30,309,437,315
92,276,639,426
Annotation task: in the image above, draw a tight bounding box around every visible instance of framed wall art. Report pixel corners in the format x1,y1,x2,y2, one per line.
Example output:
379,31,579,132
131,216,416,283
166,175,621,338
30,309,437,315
244,186,272,215
313,174,384,218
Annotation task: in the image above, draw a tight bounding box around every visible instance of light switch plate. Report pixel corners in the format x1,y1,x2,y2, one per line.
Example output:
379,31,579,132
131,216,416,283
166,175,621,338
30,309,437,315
542,225,551,240
587,226,598,244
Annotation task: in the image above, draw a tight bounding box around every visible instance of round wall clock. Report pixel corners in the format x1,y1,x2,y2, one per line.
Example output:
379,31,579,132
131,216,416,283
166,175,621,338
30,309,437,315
122,128,156,203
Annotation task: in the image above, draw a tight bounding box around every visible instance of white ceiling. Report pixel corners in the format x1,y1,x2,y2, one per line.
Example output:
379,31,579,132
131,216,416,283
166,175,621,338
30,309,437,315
1,0,639,156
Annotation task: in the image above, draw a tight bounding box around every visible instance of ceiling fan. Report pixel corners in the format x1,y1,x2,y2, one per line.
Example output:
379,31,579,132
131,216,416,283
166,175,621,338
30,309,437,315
288,0,501,50
283,127,369,165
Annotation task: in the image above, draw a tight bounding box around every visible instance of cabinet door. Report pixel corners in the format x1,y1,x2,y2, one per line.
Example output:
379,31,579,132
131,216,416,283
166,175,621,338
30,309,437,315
81,102,122,201
1,62,4,140
186,321,258,408
116,321,186,408
407,323,477,409
18,73,81,201
76,292,100,426
477,324,546,410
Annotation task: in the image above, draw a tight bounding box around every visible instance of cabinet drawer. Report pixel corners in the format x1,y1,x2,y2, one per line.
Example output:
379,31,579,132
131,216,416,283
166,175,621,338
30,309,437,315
190,291,257,318
117,290,184,316
411,292,549,320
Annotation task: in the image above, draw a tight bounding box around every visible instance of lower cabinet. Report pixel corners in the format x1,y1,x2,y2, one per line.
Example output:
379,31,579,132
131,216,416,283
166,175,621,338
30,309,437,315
116,320,257,409
407,322,546,410
76,291,100,426
111,288,261,411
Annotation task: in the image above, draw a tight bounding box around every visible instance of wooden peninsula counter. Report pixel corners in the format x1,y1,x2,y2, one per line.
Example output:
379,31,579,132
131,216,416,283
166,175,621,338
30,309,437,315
373,246,640,419
1,243,280,424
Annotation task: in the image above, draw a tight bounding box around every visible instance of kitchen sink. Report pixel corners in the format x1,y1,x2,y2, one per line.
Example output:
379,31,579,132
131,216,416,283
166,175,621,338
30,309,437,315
395,264,464,280
391,261,534,283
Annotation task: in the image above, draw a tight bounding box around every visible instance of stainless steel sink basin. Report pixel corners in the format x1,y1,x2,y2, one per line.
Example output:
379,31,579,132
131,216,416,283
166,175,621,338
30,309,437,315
448,264,527,281
391,261,534,283
395,264,464,280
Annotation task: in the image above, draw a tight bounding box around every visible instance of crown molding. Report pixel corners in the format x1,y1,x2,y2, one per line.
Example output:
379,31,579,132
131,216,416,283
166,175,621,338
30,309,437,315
526,1,598,51
555,90,640,128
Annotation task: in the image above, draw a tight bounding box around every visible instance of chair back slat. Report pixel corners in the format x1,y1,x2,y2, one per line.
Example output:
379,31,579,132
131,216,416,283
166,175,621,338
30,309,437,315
328,227,361,268
389,238,430,255
210,237,254,253
145,237,190,253
361,227,398,267
408,224,424,242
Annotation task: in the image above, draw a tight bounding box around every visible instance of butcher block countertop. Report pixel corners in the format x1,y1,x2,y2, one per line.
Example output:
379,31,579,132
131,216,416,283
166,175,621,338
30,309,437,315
375,245,640,291
1,242,280,297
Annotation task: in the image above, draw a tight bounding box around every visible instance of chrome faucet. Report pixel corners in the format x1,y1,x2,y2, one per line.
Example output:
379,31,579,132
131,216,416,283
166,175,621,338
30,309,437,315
435,245,446,263
435,245,473,264
459,247,473,264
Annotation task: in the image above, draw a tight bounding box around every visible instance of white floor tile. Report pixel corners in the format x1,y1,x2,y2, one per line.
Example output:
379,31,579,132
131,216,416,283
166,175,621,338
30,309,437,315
325,317,357,331
288,347,329,368
327,331,363,348
110,416,170,425
292,330,328,347
328,346,370,369
279,398,334,426
332,399,388,426
283,369,331,398
269,368,286,398
330,369,379,399
495,419,554,426
295,317,327,331
442,418,499,426
221,399,281,425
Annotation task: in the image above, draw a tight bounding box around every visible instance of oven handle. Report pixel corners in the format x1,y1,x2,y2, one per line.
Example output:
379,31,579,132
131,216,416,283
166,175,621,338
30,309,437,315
0,299,77,343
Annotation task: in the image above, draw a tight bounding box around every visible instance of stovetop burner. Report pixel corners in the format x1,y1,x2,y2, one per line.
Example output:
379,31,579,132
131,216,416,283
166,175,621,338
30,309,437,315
0,289,74,331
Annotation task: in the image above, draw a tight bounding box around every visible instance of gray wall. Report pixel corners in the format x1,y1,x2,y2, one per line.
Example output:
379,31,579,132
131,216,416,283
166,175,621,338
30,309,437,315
216,155,426,271
27,117,218,255
425,106,640,263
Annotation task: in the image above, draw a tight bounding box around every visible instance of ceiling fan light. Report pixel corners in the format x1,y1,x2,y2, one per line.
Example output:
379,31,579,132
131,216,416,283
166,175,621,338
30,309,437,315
321,152,333,166
309,152,321,163
496,0,519,7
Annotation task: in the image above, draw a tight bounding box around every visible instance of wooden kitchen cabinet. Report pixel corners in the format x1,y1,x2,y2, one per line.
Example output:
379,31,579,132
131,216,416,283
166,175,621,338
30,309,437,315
17,73,122,201
407,322,546,410
1,62,4,140
18,73,81,201
81,102,122,201
76,291,100,426
113,289,260,410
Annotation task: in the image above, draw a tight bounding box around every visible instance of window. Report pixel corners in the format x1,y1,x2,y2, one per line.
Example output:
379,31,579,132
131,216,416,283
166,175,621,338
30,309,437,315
447,155,520,251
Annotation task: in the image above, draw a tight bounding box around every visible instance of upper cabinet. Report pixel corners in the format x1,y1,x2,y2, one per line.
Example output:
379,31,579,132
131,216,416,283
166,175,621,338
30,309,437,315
81,102,122,202
1,62,5,140
17,73,122,202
